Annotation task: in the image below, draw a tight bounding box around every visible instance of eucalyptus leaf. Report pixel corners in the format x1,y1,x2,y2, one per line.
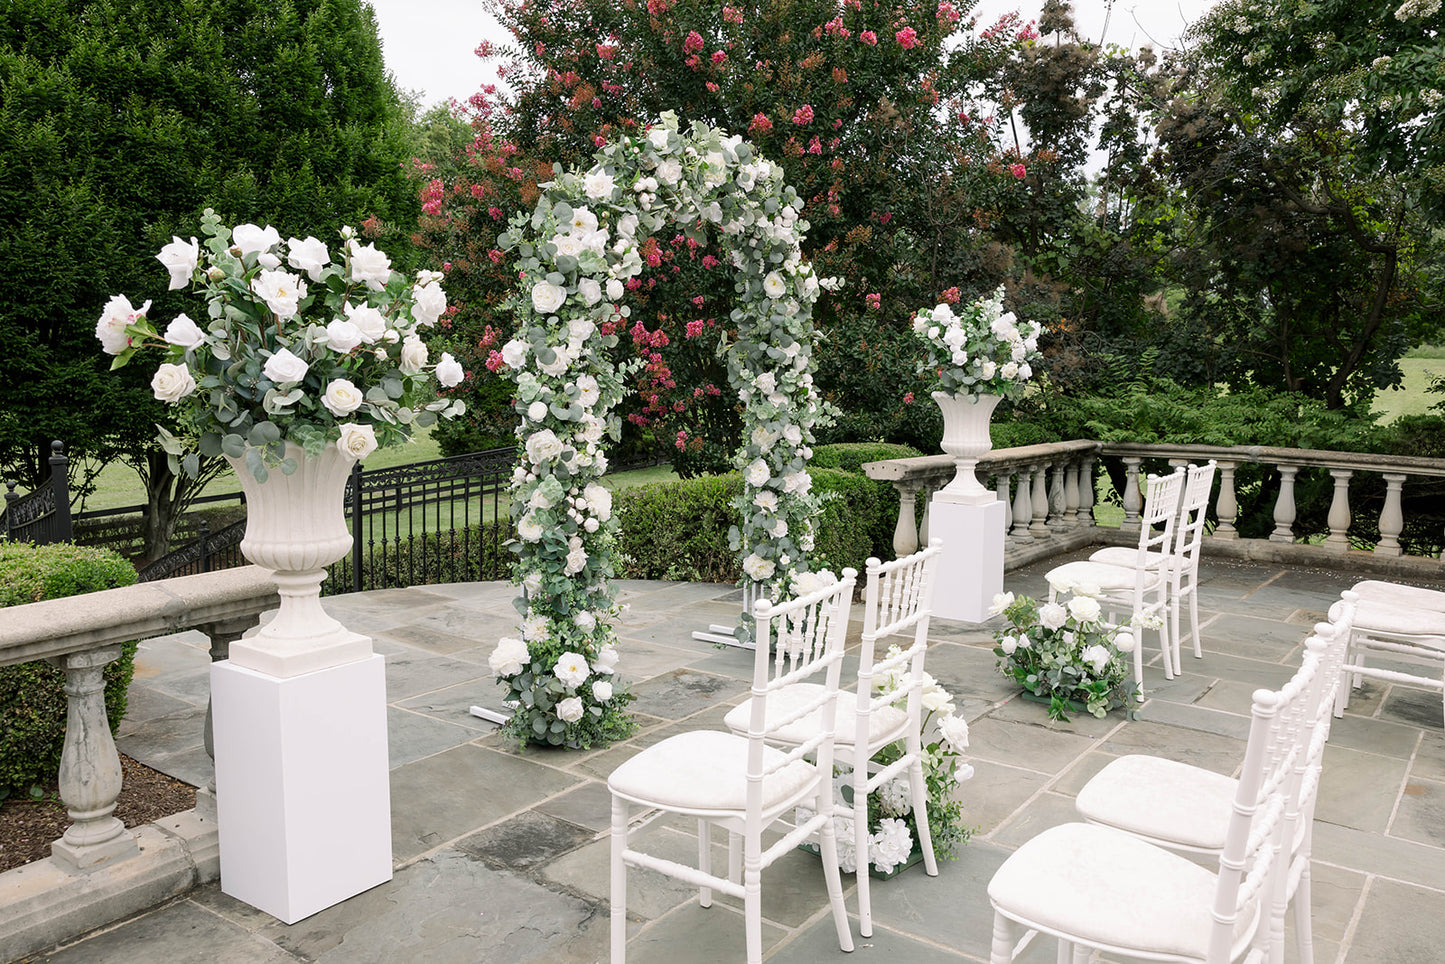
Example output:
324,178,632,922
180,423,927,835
221,433,246,458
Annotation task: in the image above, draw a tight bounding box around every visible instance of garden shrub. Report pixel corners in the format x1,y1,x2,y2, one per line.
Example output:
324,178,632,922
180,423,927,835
808,468,880,577
812,443,921,560
0,542,138,795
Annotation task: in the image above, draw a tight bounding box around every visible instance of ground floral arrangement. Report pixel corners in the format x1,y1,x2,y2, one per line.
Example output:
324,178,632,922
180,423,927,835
487,113,837,748
96,209,467,478
911,286,1042,399
799,656,974,876
989,591,1140,722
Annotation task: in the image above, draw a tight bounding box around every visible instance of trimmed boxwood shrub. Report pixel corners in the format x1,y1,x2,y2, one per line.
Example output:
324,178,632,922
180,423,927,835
813,443,921,561
0,542,139,795
614,465,883,585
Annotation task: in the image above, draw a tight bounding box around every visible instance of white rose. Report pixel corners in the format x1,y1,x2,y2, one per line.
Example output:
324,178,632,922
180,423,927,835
656,158,682,184
531,281,567,315
745,459,770,486
337,423,378,460
577,278,603,306
576,374,601,407
95,294,150,354
538,345,572,377
522,614,550,640
999,635,1018,656
763,271,787,298
399,335,429,375
554,651,591,689
988,591,1016,616
522,571,543,594
322,378,364,415
250,269,306,320
262,347,309,384
412,281,447,327
938,714,970,752
342,301,387,343
527,400,548,422
565,544,588,575
1038,602,1068,631
156,236,199,290
592,680,613,702
150,363,196,403
617,213,639,237
163,313,206,350
1082,645,1111,674
325,319,364,353
488,636,530,677
592,644,620,674
574,610,597,632
552,234,584,258
605,278,624,301
1114,630,1136,654
556,697,584,723
742,553,776,581
501,339,529,369
1015,633,1032,650
285,236,330,280
648,127,670,151
1001,361,1020,380
583,168,615,199
1068,595,1103,624
568,317,596,343
434,352,465,388
232,223,280,257
348,239,392,290
526,429,564,464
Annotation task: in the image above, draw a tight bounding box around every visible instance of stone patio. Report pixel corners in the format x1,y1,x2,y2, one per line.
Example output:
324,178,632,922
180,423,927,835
19,554,1445,963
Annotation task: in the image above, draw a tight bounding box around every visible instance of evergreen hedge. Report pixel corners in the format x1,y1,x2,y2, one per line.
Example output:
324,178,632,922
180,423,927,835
0,542,138,795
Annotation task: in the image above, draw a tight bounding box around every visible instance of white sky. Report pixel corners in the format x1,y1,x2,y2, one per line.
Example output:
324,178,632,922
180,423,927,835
367,0,1220,111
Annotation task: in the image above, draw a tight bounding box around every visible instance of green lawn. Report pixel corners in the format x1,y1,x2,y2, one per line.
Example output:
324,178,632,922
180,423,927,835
1371,357,1444,424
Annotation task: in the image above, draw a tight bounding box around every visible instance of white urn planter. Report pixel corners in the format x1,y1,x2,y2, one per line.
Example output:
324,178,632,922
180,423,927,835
225,441,371,678
932,391,1001,505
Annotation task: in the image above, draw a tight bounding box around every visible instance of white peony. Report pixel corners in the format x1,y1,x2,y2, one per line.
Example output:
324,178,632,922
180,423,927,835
742,553,776,581
412,280,447,326
250,269,306,320
156,236,199,290
1081,644,1111,674
324,319,363,354
1038,602,1069,631
501,339,529,369
526,429,564,464
583,168,615,199
435,352,465,388
150,363,196,403
322,378,364,416
522,614,550,640
285,235,329,280
1067,595,1103,624
399,335,428,375
95,295,150,354
577,278,603,306
348,239,392,289
232,223,280,257
576,374,601,407
592,644,620,675
592,680,613,702
163,313,206,350
763,272,787,298
262,347,308,384
344,301,387,343
554,651,591,689
488,636,530,677
584,482,612,521
754,490,778,512
745,459,771,486
337,423,378,460
556,697,585,723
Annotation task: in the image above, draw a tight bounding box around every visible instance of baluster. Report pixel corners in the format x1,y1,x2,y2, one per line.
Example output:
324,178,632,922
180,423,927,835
197,614,263,820
1078,457,1097,527
1325,469,1353,553
1270,465,1299,543
995,471,1013,532
1011,468,1034,542
1048,463,1066,528
891,482,921,558
48,646,138,872
1376,473,1406,556
1121,458,1143,533
919,485,933,546
1029,464,1051,538
1063,462,1079,524
1214,461,1238,538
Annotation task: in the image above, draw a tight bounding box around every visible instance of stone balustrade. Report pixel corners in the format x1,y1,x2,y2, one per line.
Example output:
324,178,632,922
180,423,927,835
864,440,1445,578
0,566,278,874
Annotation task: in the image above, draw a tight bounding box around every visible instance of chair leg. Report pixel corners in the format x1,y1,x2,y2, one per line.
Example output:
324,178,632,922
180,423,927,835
816,797,856,953
697,819,712,908
1293,863,1315,964
1169,574,1183,677
855,792,873,937
990,911,1016,964
1188,580,1203,659
1132,627,1144,688
610,796,629,964
728,829,741,884
744,864,763,964
909,753,938,876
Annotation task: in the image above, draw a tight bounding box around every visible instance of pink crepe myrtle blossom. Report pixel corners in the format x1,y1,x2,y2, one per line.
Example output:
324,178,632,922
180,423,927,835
866,293,881,311
1011,163,1027,179
896,26,919,49
860,29,878,45
792,104,814,125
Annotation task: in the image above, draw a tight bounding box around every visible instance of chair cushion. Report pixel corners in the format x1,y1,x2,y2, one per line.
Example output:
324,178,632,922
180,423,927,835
723,684,909,749
608,729,818,813
1088,546,1168,569
1337,599,1445,643
1047,560,1163,594
1075,755,1236,853
1352,581,1445,613
988,822,1258,960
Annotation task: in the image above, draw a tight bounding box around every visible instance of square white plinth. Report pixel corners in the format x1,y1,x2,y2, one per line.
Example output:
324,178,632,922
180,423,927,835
211,654,392,924
929,497,1006,623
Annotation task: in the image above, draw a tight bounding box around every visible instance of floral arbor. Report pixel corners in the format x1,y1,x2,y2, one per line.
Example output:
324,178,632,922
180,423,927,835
487,114,833,748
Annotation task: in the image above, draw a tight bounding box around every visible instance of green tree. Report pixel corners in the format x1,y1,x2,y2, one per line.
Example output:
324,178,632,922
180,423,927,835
0,0,418,560
1155,0,1445,408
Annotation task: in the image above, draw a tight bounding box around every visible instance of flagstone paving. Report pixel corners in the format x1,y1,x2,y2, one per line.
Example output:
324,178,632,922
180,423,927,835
21,554,1445,962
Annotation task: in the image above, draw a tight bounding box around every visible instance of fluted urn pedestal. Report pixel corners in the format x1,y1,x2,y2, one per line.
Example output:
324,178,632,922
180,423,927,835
930,392,1005,622
212,441,391,923
932,391,1001,505
225,442,371,678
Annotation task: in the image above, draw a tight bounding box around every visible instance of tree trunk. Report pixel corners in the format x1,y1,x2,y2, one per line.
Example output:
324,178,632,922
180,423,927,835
133,449,224,565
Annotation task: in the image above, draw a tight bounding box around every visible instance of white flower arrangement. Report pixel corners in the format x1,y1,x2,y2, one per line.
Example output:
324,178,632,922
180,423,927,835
911,287,1043,399
487,114,835,746
98,210,467,479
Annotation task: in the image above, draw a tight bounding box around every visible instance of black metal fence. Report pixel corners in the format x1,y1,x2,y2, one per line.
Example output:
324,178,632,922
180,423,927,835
1,441,73,546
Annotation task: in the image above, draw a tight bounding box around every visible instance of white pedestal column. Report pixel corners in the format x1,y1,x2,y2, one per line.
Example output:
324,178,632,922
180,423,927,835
928,496,1006,623
211,654,392,924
